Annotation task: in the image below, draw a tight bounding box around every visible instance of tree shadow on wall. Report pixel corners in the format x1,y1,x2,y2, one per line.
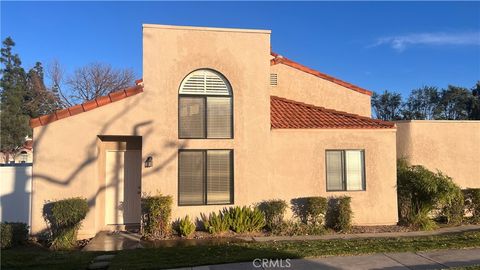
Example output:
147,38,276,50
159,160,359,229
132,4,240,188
1,93,187,235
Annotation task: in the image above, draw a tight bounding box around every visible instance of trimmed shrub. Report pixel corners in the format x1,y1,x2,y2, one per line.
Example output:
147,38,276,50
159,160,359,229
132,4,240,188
292,197,328,226
177,215,196,237
257,199,288,230
464,188,480,222
1,223,13,249
141,195,172,239
397,159,464,230
201,211,231,234
225,206,265,233
326,196,353,232
441,189,464,225
43,197,88,250
1,222,28,249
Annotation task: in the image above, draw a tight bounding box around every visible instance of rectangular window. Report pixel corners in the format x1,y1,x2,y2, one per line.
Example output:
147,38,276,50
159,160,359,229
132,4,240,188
179,96,233,139
207,97,232,138
178,151,205,205
179,97,205,138
178,150,233,205
326,150,365,191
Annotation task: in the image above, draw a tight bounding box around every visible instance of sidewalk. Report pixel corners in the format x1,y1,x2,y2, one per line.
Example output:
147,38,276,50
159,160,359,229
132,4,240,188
169,248,480,270
239,224,480,242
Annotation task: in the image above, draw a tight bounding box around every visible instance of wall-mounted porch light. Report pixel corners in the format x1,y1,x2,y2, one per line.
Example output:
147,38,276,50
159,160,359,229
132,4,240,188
145,156,153,168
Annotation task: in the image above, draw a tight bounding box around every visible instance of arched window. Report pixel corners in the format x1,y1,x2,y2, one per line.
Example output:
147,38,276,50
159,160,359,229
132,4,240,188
179,69,233,139
20,151,28,163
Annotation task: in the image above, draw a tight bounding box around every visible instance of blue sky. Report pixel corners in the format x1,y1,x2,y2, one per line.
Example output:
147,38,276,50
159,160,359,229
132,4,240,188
2,1,479,97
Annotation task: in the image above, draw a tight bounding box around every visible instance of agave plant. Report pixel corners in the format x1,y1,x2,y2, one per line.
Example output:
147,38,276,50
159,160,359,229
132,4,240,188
225,206,265,233
201,211,230,234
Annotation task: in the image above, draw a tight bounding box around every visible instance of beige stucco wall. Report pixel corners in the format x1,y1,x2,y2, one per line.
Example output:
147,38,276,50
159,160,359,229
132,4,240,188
31,94,149,238
396,120,480,189
269,129,398,225
270,64,372,117
31,25,398,238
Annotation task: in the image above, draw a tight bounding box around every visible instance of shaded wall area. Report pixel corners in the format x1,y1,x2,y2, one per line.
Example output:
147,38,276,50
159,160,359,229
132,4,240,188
396,120,480,189
0,164,32,226
31,93,152,239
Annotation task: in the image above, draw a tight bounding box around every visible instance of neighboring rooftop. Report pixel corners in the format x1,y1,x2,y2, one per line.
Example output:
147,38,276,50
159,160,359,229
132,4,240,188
271,96,395,129
270,52,372,96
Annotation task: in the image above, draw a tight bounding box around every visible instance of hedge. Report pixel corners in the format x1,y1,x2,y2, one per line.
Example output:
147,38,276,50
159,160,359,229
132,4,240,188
43,197,89,250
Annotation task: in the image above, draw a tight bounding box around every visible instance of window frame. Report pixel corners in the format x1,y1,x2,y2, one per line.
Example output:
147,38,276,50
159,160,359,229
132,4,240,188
178,94,234,139
325,149,366,192
20,151,28,163
178,149,234,206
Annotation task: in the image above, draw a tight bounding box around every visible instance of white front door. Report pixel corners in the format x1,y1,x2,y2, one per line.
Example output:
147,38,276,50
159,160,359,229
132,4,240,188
105,150,141,225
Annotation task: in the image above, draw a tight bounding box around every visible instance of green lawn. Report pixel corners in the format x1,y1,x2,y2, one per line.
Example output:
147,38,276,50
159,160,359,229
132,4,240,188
2,231,479,270
451,266,480,270
1,245,104,270
109,231,480,269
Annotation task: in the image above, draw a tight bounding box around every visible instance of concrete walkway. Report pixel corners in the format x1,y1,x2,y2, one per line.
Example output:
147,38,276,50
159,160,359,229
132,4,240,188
83,231,142,251
239,224,480,242
169,248,480,270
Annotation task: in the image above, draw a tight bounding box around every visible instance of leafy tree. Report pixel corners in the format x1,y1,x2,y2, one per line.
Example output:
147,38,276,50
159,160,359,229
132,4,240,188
402,86,440,120
467,81,480,120
24,62,61,118
0,37,30,162
437,85,471,120
371,90,403,121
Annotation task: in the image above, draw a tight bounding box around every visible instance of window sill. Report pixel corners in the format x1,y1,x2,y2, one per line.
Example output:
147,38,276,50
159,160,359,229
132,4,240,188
178,202,234,207
326,190,366,192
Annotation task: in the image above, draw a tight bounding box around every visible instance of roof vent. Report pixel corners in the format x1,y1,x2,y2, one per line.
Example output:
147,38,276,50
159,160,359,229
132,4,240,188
270,73,278,86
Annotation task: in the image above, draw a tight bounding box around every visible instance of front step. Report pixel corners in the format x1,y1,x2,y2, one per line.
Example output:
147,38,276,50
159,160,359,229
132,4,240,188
103,223,140,233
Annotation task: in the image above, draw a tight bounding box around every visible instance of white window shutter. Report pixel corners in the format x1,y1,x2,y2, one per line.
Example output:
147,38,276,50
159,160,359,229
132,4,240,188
180,70,231,95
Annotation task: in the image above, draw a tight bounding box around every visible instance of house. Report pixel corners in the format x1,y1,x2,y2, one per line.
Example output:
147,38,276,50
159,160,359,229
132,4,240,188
0,138,33,164
28,24,478,239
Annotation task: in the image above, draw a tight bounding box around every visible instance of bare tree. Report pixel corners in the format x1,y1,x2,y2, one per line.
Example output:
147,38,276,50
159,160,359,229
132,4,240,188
46,61,135,106
47,60,73,107
66,63,135,104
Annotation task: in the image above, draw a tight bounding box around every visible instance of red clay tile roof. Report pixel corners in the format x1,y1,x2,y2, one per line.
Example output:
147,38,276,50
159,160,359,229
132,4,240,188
22,140,33,150
30,85,143,128
271,96,395,129
270,52,372,96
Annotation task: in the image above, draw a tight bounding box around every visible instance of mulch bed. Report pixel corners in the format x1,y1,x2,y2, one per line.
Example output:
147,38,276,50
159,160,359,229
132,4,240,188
348,225,413,234
144,225,416,241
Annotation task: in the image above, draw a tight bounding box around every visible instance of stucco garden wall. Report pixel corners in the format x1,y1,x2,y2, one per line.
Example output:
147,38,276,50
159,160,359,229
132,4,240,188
396,120,480,189
270,64,372,117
